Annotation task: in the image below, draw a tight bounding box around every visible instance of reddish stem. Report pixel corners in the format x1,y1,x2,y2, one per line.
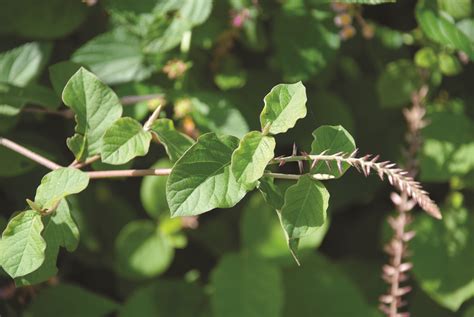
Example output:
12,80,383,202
0,137,62,170
87,168,172,179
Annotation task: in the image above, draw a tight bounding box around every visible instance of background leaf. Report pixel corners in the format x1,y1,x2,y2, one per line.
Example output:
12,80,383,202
120,279,205,317
411,206,474,311
115,220,174,279
0,42,51,86
140,159,173,219
420,111,474,182
311,125,356,178
210,253,283,317
376,60,422,108
416,0,474,60
24,284,119,317
72,29,154,85
283,254,380,317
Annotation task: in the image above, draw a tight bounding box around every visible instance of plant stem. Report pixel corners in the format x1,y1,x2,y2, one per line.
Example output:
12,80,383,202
270,150,440,219
87,168,172,179
70,155,101,169
22,107,74,119
0,137,62,170
264,172,300,180
143,105,162,131
379,85,429,317
120,94,164,105
264,172,335,180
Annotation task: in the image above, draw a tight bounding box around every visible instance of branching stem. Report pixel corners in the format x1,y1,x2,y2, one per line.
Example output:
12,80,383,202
270,151,440,219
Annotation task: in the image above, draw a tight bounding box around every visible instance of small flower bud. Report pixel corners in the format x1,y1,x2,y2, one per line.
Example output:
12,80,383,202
339,25,356,41
334,13,352,27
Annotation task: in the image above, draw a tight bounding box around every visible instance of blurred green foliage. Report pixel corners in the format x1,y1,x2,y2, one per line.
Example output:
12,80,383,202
0,0,474,316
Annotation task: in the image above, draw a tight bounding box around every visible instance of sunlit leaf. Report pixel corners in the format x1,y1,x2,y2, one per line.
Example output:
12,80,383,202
101,117,152,165
260,82,307,135
167,133,247,217
0,210,46,278
231,131,275,190
62,67,123,160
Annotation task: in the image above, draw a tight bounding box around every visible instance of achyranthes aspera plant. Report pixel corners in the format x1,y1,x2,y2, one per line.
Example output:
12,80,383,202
0,68,441,284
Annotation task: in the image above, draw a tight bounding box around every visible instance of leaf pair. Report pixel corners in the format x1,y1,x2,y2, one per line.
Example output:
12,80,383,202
63,68,193,165
0,168,88,281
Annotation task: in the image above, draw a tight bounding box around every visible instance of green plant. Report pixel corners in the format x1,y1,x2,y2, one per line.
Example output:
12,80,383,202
1,0,474,316
0,73,441,277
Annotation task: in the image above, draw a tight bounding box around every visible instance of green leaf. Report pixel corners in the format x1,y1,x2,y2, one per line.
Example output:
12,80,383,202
62,67,123,160
48,61,82,96
311,92,356,134
0,143,36,176
0,82,60,116
214,55,247,90
231,131,275,190
283,254,380,317
210,253,283,317
45,200,80,252
438,52,462,76
15,200,80,286
120,279,205,317
280,174,329,239
191,94,249,138
311,125,356,178
322,0,394,3
7,0,88,39
258,177,285,210
0,210,46,278
411,206,474,311
259,82,307,135
144,0,213,53
0,42,51,87
438,0,472,20
179,0,213,26
101,117,152,165
420,111,474,182
416,0,474,60
150,118,195,162
415,47,439,69
115,220,174,280
34,168,90,211
166,132,247,217
376,59,422,108
458,19,474,41
241,193,328,264
25,284,119,317
140,159,173,219
72,29,154,85
273,8,340,81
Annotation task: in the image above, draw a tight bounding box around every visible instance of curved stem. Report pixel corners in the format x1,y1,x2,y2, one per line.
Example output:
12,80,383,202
270,152,440,219
0,137,62,170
